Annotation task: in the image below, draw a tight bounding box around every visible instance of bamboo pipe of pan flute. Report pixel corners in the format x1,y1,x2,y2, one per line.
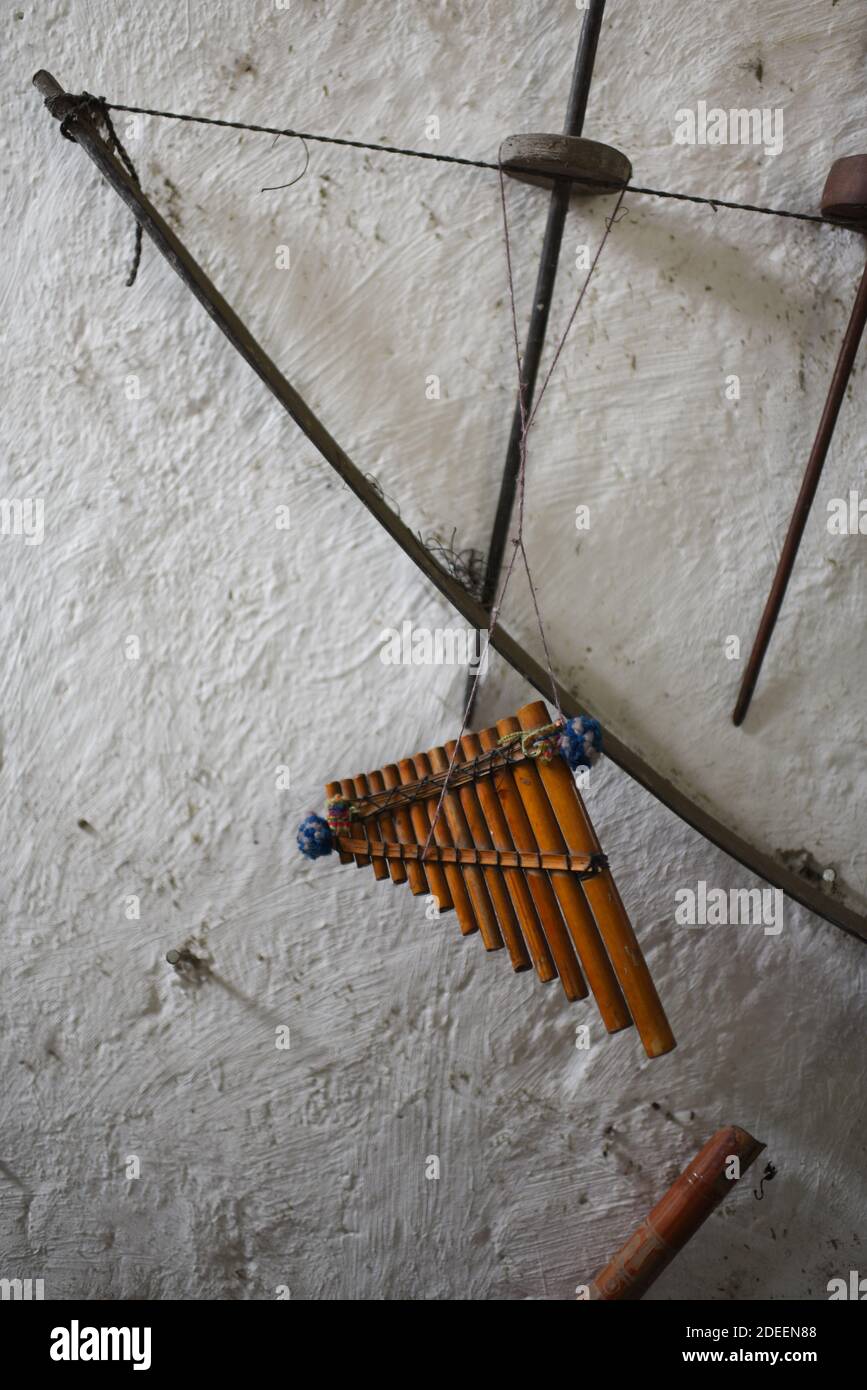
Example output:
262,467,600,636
497,714,631,1035
352,773,389,880
398,757,453,913
427,745,504,952
460,731,557,984
381,762,428,896
340,778,369,868
585,1125,765,1300
325,781,354,865
365,768,407,885
412,751,478,936
478,725,587,1002
444,739,531,973
517,700,676,1058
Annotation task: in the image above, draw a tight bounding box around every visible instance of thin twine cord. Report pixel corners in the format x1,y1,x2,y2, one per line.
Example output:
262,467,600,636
50,92,144,284
421,164,623,855
261,131,310,192
102,99,833,227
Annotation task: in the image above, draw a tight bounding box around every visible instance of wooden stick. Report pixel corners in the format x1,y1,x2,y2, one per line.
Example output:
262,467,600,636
585,1125,765,1300
460,731,557,983
365,768,407,886
397,757,453,913
427,746,503,952
499,713,631,1035
381,762,428,896
412,752,477,936
352,773,388,881
517,701,674,1057
733,234,867,724
445,739,531,972
479,725,587,1001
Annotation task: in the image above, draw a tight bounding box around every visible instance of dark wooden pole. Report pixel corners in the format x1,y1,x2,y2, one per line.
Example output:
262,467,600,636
733,262,867,724
465,0,608,720
733,154,867,725
30,70,867,945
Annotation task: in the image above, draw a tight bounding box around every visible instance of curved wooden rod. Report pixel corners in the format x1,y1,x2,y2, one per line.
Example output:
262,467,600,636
32,71,866,945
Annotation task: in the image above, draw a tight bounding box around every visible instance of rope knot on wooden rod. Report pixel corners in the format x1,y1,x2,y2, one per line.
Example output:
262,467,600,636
40,82,143,286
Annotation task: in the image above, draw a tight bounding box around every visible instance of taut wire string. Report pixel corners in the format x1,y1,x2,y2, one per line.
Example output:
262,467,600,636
102,98,830,226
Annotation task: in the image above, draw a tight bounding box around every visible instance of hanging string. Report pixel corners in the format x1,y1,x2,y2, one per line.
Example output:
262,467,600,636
50,92,144,284
260,131,310,192
420,163,626,856
101,99,832,227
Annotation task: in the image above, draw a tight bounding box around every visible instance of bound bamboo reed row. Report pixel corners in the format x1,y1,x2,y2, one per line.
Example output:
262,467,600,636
324,701,675,1059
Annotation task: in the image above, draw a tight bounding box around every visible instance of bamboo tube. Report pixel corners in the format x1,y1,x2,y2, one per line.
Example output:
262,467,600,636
585,1125,766,1300
427,745,503,952
461,732,557,983
352,773,389,882
381,762,428,896
340,778,369,868
398,757,453,914
478,726,587,1002
445,739,530,973
517,700,675,1058
325,780,354,865
365,768,407,885
412,752,477,936
497,715,630,1034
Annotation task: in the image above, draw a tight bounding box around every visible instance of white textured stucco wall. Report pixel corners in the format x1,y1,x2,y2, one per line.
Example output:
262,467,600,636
2,0,865,1300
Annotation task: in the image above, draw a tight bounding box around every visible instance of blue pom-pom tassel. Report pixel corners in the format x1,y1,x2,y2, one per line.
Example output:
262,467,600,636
297,813,333,859
558,716,603,771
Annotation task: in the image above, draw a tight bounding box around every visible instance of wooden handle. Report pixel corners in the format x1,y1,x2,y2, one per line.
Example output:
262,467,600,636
586,1126,765,1300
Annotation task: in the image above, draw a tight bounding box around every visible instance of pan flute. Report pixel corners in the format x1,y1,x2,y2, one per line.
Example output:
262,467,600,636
298,700,675,1058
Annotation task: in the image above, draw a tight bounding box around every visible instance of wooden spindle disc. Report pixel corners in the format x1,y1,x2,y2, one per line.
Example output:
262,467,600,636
821,154,867,226
500,133,631,195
